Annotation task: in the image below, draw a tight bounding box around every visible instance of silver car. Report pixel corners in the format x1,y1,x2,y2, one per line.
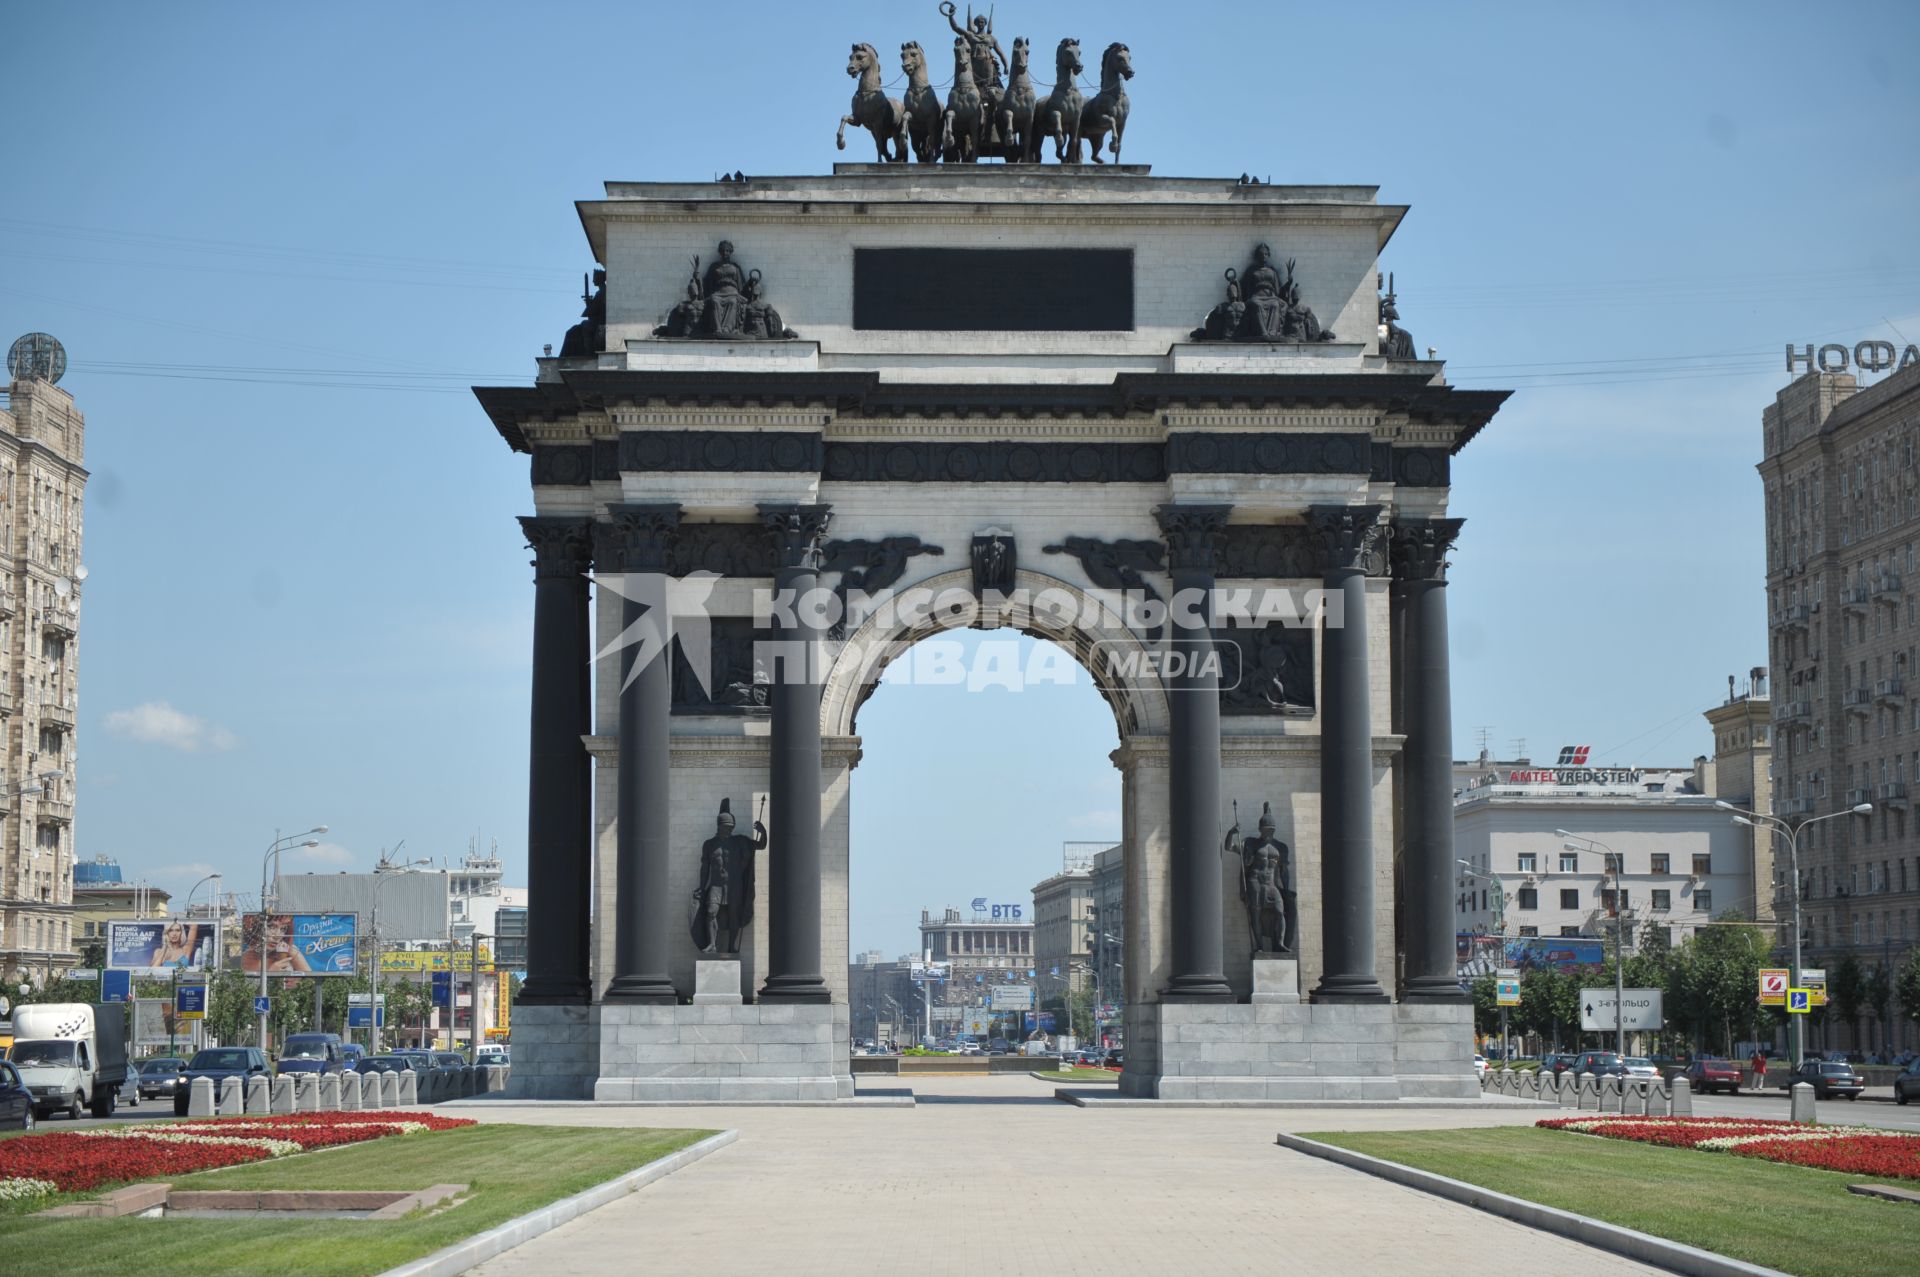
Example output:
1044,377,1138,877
1621,1056,1660,1080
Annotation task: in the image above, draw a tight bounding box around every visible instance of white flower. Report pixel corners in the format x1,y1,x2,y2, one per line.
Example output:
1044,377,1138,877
0,1177,56,1201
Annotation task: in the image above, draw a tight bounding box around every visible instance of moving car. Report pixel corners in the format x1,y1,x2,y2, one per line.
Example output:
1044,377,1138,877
431,1051,468,1070
135,1056,188,1101
276,1033,347,1077
1683,1057,1743,1095
987,1038,1014,1056
1572,1051,1626,1078
1895,1058,1920,1106
355,1054,414,1075
1473,1054,1488,1080
1621,1057,1660,1080
174,1046,270,1116
1784,1059,1865,1100
476,1048,510,1068
0,1060,33,1131
340,1043,367,1071
1541,1053,1579,1077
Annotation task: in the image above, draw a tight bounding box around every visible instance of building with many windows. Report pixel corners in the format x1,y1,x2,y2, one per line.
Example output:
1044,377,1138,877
0,353,87,981
1031,865,1094,997
917,905,1036,1038
1762,363,1920,1054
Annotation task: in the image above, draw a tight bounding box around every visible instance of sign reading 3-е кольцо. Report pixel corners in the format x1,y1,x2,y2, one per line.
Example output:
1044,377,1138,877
1579,988,1663,1032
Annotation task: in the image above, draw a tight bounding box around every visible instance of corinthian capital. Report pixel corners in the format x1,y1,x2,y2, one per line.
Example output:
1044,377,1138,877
610,503,685,572
758,503,834,571
520,515,594,580
1154,504,1233,573
1305,505,1386,576
1390,518,1465,582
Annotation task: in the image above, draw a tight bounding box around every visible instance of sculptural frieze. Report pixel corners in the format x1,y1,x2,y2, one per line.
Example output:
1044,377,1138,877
1192,245,1337,343
1226,802,1296,955
653,241,798,341
1217,624,1314,715
823,536,945,637
689,798,765,955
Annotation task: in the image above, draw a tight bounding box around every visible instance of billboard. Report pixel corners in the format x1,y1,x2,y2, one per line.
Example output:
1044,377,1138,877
133,998,186,1050
241,913,358,976
1501,936,1606,971
106,920,220,973
380,948,493,974
273,872,450,942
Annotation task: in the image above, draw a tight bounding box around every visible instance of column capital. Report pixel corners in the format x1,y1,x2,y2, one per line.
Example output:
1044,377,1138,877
519,516,594,580
1154,504,1233,573
1390,517,1466,583
758,503,834,571
610,503,685,572
1306,505,1386,575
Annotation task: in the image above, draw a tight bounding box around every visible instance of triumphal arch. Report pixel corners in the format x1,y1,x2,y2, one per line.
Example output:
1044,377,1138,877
477,148,1508,1101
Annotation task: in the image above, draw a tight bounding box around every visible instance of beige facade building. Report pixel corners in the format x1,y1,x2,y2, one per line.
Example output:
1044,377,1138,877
1762,363,1920,1053
1700,670,1774,922
1031,867,1093,996
0,361,87,981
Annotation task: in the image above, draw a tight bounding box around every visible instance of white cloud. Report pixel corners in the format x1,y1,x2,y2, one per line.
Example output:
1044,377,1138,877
292,842,356,867
102,701,238,753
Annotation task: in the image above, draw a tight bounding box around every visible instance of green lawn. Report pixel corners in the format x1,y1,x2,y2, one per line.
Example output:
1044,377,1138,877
0,1123,714,1277
1032,1067,1119,1083
1307,1126,1918,1277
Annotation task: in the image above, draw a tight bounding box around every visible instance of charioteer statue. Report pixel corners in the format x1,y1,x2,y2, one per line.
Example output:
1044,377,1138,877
690,798,767,955
1226,802,1297,955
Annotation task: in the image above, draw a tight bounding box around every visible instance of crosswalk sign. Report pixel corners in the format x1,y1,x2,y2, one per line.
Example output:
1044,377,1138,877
1787,987,1811,1014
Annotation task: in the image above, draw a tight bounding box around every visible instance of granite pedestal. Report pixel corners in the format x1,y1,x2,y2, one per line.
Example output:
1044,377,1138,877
593,1002,854,1102
1119,1000,1475,1101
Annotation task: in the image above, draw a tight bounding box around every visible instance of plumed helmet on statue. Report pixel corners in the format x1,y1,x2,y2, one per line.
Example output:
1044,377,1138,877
717,797,735,830
1258,802,1275,834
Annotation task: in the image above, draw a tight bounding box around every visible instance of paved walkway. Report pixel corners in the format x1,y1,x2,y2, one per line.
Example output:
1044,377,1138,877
463,1076,1665,1276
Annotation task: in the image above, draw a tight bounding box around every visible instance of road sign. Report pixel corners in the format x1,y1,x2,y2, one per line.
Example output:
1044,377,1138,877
431,971,452,1008
1800,967,1828,1007
175,982,207,1021
67,967,99,981
1496,978,1522,1007
1579,987,1664,1032
346,1006,387,1028
1787,988,1811,1014
253,995,271,1015
101,969,132,1003
990,985,1034,1011
1758,968,1789,1006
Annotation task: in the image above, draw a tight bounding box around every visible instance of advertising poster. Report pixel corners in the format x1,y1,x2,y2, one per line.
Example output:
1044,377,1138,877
241,912,357,976
1500,936,1605,971
107,919,219,972
133,998,185,1050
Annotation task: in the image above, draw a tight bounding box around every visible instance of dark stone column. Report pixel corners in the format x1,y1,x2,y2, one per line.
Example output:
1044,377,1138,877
1393,518,1468,1001
516,516,595,1006
1157,504,1234,1002
603,504,684,1004
759,503,834,1003
1308,505,1391,1003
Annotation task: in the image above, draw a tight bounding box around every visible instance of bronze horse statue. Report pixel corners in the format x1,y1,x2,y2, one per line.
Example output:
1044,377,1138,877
941,35,984,163
997,37,1037,163
1039,38,1085,163
837,43,908,163
1080,42,1132,164
899,41,943,163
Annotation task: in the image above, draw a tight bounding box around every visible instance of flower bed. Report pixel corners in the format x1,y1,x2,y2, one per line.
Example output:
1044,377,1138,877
0,1111,478,1195
1538,1115,1920,1181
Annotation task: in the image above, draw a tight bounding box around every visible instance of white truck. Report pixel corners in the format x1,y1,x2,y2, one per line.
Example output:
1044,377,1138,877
11,1002,130,1120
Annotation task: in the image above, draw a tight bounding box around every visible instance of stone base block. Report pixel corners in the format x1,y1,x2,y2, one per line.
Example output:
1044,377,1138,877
1251,959,1300,1003
594,1002,853,1102
1119,998,1475,1100
693,960,744,1005
506,1004,601,1101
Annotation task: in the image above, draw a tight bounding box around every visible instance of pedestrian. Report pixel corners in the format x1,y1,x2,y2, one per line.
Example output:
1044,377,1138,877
1750,1048,1768,1092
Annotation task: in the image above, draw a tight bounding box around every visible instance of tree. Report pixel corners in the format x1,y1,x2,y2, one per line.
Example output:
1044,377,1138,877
1831,954,1867,1049
1516,966,1580,1049
1897,947,1920,1029
1468,974,1498,1036
1864,962,1893,1055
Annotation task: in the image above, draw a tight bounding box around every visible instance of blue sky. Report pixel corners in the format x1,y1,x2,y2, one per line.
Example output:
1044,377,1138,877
4,2,1916,957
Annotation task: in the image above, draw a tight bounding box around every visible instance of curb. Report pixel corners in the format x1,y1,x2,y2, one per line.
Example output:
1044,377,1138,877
375,1129,738,1277
1057,1090,1551,1109
1272,1133,1786,1277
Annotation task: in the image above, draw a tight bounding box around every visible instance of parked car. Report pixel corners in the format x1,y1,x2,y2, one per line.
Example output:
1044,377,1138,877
1784,1059,1865,1100
390,1049,437,1073
1473,1054,1488,1080
0,1060,33,1131
1895,1058,1920,1106
1101,1049,1124,1070
1539,1052,1578,1077
987,1038,1014,1056
431,1051,468,1070
1572,1051,1626,1078
1683,1057,1743,1095
476,1048,510,1068
276,1033,347,1077
339,1043,367,1071
356,1054,414,1076
174,1047,270,1116
135,1056,188,1101
1621,1057,1660,1080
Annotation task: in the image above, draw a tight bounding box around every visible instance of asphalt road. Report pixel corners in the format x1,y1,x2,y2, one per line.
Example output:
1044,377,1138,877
1692,1084,1920,1132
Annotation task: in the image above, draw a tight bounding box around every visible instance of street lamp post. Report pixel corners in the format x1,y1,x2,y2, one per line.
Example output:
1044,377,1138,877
369,859,430,1055
1715,799,1870,1068
1556,831,1627,1057
256,828,327,1051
